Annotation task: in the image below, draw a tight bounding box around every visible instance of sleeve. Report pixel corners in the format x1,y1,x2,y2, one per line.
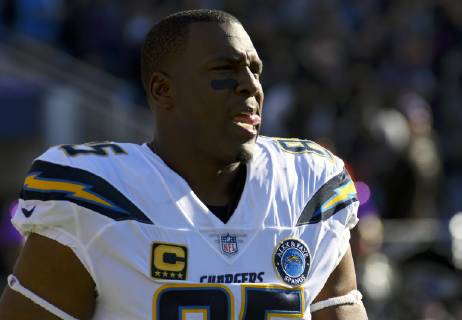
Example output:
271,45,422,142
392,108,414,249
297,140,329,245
11,147,106,291
265,138,359,304
298,155,359,259
12,145,154,295
296,154,359,304
296,150,358,222
12,198,101,284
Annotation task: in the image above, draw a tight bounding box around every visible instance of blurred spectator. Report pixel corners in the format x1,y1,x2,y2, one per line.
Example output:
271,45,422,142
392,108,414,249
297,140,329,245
0,0,15,37
14,0,66,43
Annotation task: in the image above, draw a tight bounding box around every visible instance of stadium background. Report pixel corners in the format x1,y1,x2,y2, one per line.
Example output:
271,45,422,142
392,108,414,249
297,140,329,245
0,0,461,319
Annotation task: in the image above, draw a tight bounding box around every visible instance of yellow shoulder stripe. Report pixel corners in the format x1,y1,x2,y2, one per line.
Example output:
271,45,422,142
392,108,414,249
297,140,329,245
321,181,356,212
24,174,113,207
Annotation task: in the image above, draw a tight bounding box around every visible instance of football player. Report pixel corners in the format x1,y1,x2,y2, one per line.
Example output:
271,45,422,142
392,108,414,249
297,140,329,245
0,9,367,319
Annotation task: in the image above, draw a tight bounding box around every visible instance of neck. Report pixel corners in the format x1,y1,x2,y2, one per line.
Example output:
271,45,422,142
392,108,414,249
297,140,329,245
149,141,246,206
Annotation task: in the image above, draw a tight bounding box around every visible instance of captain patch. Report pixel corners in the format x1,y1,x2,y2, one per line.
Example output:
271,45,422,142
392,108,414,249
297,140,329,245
151,242,187,281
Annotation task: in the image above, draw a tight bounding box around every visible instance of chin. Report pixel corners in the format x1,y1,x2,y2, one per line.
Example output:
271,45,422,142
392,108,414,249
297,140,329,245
215,143,254,165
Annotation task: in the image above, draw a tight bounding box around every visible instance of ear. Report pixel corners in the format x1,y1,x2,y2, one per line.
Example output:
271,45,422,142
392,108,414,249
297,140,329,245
149,72,173,109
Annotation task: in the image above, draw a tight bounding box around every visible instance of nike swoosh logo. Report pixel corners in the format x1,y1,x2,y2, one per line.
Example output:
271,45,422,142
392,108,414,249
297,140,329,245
22,206,36,218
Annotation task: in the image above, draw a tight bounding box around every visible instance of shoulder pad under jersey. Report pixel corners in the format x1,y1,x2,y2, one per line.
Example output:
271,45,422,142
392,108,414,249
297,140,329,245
17,142,152,225
259,136,358,226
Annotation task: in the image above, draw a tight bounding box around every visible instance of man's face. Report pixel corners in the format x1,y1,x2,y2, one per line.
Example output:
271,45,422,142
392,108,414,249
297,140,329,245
168,22,264,164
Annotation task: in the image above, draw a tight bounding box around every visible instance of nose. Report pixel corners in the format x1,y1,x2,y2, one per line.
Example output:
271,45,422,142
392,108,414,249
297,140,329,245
235,67,262,98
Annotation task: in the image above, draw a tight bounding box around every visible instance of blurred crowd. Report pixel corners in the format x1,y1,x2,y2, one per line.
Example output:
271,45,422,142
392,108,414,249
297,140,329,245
1,0,462,319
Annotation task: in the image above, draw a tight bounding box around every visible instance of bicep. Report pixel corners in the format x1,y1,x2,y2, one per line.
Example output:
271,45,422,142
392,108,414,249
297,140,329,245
311,245,368,320
0,233,96,320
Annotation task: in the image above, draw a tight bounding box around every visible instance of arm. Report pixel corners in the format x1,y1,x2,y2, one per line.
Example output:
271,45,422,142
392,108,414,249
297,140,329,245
311,245,368,320
0,233,96,320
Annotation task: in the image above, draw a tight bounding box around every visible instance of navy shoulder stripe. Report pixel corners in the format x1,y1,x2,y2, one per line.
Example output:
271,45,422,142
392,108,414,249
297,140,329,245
296,168,358,226
20,160,153,224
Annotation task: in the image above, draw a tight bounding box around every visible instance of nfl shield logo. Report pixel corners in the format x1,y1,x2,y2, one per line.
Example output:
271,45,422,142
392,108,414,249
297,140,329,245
221,234,238,255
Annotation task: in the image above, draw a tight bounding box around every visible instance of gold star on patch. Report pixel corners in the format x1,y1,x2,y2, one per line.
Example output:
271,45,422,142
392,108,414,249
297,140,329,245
163,271,168,277
155,271,161,277
178,273,183,279
170,272,176,278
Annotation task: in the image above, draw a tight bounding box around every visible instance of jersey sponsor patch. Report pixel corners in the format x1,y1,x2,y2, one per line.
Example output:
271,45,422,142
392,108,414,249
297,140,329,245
20,160,152,224
296,168,358,225
273,238,311,286
151,242,188,281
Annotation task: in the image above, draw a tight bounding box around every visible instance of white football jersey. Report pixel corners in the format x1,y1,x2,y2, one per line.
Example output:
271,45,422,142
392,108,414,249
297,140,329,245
12,136,358,319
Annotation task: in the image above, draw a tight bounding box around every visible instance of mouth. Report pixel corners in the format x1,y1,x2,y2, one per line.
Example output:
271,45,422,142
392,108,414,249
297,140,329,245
232,113,261,136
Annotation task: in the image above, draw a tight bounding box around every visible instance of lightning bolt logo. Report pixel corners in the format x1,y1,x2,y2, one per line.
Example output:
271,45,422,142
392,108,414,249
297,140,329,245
320,181,357,213
24,172,115,208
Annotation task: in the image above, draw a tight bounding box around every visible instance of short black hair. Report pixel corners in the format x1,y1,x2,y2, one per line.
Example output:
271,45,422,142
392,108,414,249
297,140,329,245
141,9,242,92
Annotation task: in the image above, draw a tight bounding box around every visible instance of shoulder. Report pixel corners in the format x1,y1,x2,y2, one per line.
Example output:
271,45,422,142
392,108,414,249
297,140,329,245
19,141,152,225
35,141,144,172
257,136,358,226
10,142,154,305
31,141,148,183
256,135,344,183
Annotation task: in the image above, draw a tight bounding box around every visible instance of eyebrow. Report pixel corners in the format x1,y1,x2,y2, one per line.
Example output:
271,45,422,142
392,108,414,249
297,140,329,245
206,54,264,72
